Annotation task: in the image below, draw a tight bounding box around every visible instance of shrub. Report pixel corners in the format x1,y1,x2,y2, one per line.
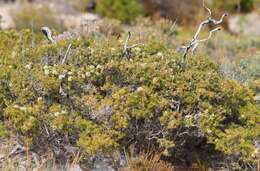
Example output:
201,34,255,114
240,0,255,12
0,25,259,170
94,0,144,23
213,0,255,13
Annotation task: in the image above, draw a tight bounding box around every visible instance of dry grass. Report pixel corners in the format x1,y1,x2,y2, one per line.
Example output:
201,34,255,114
0,137,83,171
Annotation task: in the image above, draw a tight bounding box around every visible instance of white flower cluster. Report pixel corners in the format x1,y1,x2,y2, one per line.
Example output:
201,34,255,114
43,65,58,76
53,110,67,117
13,105,27,111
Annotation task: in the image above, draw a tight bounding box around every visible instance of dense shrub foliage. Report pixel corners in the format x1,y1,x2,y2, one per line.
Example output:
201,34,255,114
93,0,144,23
213,0,255,13
0,25,259,170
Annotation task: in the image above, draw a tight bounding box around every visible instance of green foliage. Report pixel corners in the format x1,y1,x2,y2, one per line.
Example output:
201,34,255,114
94,0,144,23
0,122,8,137
212,0,255,13
240,0,255,12
0,23,259,170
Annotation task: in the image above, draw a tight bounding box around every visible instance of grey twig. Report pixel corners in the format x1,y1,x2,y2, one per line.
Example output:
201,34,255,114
122,31,144,58
62,43,72,64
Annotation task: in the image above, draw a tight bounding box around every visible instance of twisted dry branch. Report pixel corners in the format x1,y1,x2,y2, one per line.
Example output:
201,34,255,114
122,31,144,58
179,0,228,69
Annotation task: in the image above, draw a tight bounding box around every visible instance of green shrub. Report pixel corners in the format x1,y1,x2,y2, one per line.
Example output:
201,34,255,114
94,0,144,23
0,26,259,170
240,0,255,12
213,0,255,13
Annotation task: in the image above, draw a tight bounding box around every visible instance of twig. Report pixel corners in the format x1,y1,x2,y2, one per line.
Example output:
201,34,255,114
122,31,144,58
59,86,68,97
62,43,72,64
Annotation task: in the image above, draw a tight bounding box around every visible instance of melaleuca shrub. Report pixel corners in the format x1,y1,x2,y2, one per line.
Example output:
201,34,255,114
0,27,259,170
95,0,144,23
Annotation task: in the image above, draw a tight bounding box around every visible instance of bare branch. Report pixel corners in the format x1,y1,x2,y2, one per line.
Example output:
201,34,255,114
177,0,227,70
62,43,72,64
128,43,144,49
209,13,228,25
122,31,131,58
122,31,143,58
198,27,221,43
203,0,212,17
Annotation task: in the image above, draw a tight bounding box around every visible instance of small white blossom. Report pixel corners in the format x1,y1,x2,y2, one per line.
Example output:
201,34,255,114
52,69,58,75
19,106,27,111
59,74,66,80
137,87,144,92
68,76,73,82
157,52,163,57
85,72,91,77
37,97,43,101
135,47,141,52
44,69,50,75
96,65,102,69
25,63,32,69
54,112,60,117
13,105,20,109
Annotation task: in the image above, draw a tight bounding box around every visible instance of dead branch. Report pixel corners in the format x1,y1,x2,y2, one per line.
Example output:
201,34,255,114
62,43,72,64
178,0,227,70
122,31,144,58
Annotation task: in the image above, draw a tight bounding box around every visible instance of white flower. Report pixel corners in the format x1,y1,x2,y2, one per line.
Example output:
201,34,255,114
96,65,102,69
13,105,20,109
68,71,73,75
44,69,50,75
59,74,66,80
37,97,43,101
157,52,163,57
52,69,58,75
89,65,95,69
137,87,144,92
19,106,27,111
54,112,60,117
135,47,141,52
43,65,49,70
68,76,73,82
25,63,32,69
85,72,91,77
